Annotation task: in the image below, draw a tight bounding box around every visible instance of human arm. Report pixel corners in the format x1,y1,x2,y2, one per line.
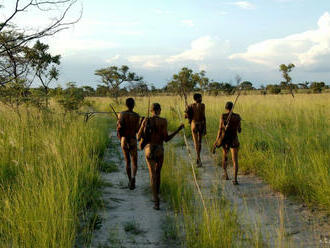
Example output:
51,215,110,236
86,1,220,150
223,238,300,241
164,120,184,142
216,115,225,140
117,113,124,139
202,103,207,135
212,115,224,153
184,104,193,123
238,115,242,133
137,117,146,140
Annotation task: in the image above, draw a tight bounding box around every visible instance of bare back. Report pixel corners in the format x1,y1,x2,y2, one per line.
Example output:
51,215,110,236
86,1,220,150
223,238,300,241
221,113,241,138
192,103,205,122
117,111,140,139
148,116,168,145
186,103,205,123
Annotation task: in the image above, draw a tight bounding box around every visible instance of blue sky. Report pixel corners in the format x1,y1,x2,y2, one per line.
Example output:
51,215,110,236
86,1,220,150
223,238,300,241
3,0,330,88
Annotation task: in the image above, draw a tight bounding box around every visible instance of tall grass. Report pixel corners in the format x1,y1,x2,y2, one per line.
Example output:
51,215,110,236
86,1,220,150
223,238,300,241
205,94,330,210
160,146,263,248
92,93,330,211
0,107,110,247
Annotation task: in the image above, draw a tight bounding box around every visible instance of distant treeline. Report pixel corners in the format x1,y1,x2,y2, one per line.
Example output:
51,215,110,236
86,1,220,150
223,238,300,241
63,79,328,97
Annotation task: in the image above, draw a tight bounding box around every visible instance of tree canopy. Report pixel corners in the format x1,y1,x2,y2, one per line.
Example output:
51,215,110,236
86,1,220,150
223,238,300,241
94,65,143,101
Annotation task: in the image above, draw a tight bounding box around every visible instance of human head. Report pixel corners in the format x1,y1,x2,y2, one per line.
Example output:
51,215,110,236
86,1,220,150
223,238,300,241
193,93,202,103
225,101,233,111
151,103,161,115
126,98,135,110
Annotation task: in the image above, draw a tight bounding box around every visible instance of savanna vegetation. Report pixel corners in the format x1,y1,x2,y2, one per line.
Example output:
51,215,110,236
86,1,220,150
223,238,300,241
92,93,330,212
1,1,329,247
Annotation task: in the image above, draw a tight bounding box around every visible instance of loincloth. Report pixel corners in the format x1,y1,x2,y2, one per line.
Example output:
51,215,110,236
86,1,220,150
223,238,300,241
145,144,164,162
121,137,137,152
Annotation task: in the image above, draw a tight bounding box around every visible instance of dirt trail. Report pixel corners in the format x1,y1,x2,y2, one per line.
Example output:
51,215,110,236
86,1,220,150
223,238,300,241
90,131,177,248
181,139,329,248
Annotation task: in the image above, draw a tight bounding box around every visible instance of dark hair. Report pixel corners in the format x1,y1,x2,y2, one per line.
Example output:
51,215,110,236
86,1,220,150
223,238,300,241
126,98,135,109
225,101,233,110
193,93,202,102
151,103,161,112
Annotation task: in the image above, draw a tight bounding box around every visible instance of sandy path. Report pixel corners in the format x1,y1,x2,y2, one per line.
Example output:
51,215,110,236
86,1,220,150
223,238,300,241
90,131,177,248
180,138,329,248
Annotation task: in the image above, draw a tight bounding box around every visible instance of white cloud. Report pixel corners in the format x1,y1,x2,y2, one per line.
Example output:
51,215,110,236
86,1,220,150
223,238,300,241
46,17,141,55
167,36,215,63
106,55,120,63
125,36,230,70
181,19,195,27
128,55,163,68
49,38,117,56
229,12,330,70
231,1,255,10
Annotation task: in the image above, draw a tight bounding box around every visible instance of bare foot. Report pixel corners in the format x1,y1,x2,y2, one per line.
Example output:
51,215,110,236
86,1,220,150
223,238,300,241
130,178,136,190
222,174,230,180
232,180,239,185
153,202,160,210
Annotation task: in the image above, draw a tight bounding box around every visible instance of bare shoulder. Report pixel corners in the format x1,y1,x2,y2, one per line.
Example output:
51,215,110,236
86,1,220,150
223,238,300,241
132,111,140,118
159,117,167,122
233,113,241,120
118,111,125,119
158,117,167,126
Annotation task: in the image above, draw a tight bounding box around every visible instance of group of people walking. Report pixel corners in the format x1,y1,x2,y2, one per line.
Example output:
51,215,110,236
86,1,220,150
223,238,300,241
116,94,241,210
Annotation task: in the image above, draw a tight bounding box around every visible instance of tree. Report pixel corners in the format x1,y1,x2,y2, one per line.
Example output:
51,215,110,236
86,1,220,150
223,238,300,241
198,70,209,91
0,35,32,113
82,86,95,97
310,82,325,93
0,0,80,58
26,41,60,107
94,65,143,102
240,81,254,90
129,81,149,96
166,67,202,96
0,33,32,87
266,84,281,94
222,83,235,95
95,85,108,97
56,82,84,112
0,1,79,113
279,63,295,97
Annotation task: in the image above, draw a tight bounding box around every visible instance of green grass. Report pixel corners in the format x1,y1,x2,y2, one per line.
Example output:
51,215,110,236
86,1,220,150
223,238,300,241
123,220,145,235
92,94,330,211
160,146,263,248
0,107,111,247
204,94,330,211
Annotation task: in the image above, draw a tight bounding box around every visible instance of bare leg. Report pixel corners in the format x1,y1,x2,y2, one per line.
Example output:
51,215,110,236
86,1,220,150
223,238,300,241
192,129,201,166
146,157,158,203
122,147,131,182
130,148,138,178
155,153,164,195
231,148,239,184
197,132,202,165
222,148,229,180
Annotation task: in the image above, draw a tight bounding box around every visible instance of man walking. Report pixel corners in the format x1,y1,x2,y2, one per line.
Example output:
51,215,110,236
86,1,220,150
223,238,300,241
117,98,140,190
213,101,241,185
138,103,184,210
185,93,206,167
